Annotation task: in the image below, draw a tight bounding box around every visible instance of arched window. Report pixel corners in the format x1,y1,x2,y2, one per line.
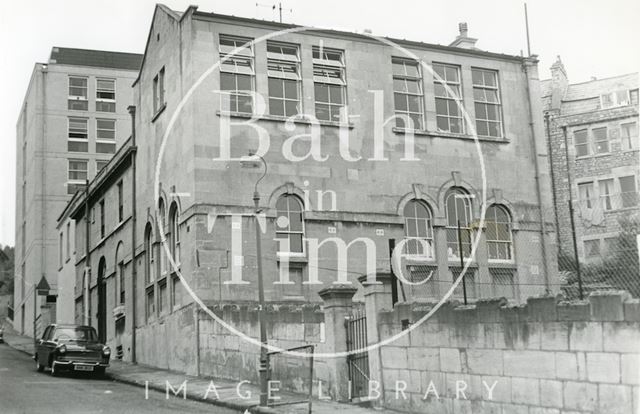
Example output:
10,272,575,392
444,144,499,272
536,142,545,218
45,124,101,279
403,200,434,258
486,204,513,261
275,194,304,254
144,223,155,321
144,223,155,284
445,188,473,260
158,198,167,275
115,242,125,305
169,203,180,265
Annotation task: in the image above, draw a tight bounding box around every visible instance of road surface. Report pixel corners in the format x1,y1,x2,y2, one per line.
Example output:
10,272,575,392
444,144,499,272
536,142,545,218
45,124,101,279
0,343,237,413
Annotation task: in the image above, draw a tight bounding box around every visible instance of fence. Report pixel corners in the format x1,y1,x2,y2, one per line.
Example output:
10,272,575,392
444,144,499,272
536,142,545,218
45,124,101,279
394,198,639,305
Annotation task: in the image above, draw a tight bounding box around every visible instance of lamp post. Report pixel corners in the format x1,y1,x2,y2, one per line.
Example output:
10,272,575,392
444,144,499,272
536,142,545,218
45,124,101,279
251,154,269,407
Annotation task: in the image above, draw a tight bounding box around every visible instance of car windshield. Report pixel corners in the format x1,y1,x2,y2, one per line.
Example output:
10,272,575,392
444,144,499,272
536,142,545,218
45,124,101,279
54,327,98,342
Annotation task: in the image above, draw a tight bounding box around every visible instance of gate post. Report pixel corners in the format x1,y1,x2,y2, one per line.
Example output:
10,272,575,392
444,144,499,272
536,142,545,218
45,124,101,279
318,285,357,401
358,272,393,407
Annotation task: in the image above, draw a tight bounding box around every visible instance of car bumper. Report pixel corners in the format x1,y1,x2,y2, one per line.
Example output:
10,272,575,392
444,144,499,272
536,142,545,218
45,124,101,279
53,360,110,370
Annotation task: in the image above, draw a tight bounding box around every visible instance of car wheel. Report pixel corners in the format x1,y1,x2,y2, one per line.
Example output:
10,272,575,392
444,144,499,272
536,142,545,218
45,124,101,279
35,355,44,372
95,367,106,378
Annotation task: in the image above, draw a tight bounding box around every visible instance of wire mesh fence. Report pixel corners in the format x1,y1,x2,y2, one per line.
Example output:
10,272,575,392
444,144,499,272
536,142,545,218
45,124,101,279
394,198,639,304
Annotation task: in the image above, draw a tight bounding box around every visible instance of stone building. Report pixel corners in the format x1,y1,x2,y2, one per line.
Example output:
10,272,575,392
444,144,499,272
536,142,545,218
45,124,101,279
13,47,142,336
542,58,639,265
60,4,557,367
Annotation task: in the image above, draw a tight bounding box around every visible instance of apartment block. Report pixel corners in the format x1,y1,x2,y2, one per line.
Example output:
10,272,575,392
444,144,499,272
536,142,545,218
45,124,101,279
542,58,639,263
14,47,142,336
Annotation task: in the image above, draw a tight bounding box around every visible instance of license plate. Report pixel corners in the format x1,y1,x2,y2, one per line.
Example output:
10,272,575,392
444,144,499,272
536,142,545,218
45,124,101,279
75,365,94,372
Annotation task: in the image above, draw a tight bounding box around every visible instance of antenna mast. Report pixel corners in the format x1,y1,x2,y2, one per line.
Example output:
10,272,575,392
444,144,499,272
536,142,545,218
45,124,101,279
524,3,532,56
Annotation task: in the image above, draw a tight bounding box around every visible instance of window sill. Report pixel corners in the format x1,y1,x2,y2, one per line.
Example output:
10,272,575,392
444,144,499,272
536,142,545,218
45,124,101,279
216,110,355,129
151,104,166,123
276,253,308,265
392,127,509,143
487,261,517,269
575,152,612,160
405,256,437,265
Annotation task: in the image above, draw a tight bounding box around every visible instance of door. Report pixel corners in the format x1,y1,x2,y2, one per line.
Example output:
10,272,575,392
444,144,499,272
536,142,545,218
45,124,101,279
38,326,54,366
345,309,370,401
97,258,107,343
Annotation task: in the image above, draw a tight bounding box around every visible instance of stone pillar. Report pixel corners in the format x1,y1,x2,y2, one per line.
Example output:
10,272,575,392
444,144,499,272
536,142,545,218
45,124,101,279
475,225,492,299
433,223,450,297
358,273,394,407
318,285,357,402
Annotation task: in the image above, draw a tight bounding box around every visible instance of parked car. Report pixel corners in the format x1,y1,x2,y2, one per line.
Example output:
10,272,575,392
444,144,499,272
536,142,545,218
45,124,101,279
34,324,110,377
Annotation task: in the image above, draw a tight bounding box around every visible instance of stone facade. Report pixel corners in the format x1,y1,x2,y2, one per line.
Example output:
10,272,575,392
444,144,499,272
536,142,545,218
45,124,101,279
14,48,141,337
542,59,639,262
63,4,558,370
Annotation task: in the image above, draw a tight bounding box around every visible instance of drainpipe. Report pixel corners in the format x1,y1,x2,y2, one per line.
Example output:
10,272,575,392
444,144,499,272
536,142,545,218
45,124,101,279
544,112,561,248
128,105,138,364
38,65,48,335
85,179,91,326
522,58,551,294
561,126,584,299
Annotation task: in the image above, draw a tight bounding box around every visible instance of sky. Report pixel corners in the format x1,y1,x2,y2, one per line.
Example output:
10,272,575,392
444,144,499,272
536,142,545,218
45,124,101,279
0,0,638,247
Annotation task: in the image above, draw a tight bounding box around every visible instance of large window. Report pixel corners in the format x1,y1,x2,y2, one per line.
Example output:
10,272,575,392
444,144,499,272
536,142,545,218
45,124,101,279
486,205,513,261
99,199,105,239
600,90,631,109
67,159,87,195
219,35,254,114
158,199,167,276
169,203,180,266
592,127,609,154
472,68,502,138
578,182,595,209
68,77,88,111
116,243,125,305
117,181,123,222
574,129,589,157
403,200,434,258
96,78,116,112
96,119,116,154
621,122,638,151
144,224,156,285
433,63,463,133
619,175,638,208
275,195,304,254
598,179,614,211
267,42,301,117
153,67,165,115
68,117,88,153
313,46,345,122
445,188,473,260
392,58,424,130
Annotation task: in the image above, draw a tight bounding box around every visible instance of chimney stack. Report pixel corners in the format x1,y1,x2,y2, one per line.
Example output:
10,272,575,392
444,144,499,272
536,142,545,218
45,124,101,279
549,55,568,109
449,22,478,50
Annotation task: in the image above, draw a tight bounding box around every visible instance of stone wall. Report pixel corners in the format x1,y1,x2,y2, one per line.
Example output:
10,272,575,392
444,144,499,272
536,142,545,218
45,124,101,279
368,290,639,413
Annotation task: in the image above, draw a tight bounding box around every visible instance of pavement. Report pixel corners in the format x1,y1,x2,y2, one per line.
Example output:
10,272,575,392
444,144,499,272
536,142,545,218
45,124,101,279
1,323,386,414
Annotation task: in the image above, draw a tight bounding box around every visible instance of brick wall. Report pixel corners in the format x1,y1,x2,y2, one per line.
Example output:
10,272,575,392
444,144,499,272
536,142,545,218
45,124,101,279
370,291,639,413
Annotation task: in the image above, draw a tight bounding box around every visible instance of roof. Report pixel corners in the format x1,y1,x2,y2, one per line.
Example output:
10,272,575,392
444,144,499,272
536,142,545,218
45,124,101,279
192,9,526,63
134,4,528,86
49,47,143,71
563,73,638,101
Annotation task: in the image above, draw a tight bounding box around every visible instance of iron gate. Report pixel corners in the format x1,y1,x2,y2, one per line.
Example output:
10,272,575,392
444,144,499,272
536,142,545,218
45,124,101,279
345,309,369,400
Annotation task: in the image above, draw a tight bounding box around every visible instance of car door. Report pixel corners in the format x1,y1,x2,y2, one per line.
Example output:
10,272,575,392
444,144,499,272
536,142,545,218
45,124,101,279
37,326,51,365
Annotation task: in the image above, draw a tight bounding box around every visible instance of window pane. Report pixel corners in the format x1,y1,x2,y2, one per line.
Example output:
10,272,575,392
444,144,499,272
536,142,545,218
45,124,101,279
269,99,284,116
236,74,252,91
315,84,329,103
395,93,408,111
268,78,283,98
284,100,298,117
316,104,330,121
328,85,343,104
220,73,235,90
96,142,116,154
283,80,298,99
